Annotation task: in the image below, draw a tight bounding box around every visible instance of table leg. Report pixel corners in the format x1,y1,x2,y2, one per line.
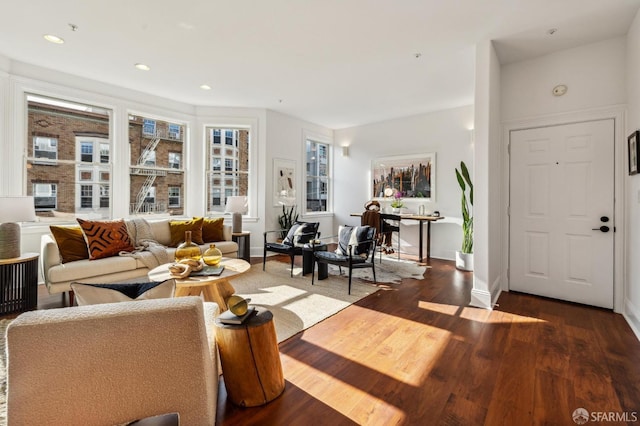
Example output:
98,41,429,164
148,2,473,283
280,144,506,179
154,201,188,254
174,285,202,298
418,220,424,263
201,279,236,312
427,221,432,259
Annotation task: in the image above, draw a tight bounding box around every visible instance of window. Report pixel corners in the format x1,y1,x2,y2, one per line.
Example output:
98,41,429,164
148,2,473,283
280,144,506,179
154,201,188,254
128,115,186,216
26,96,112,219
80,142,93,162
168,186,181,207
305,139,331,213
33,183,57,211
168,123,181,140
33,136,58,161
143,150,156,167
168,152,181,169
99,185,109,208
80,185,93,208
100,143,110,163
143,119,156,136
206,127,249,213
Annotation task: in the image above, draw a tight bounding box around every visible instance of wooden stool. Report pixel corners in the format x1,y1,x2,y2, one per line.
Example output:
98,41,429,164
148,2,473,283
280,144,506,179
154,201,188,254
215,310,285,407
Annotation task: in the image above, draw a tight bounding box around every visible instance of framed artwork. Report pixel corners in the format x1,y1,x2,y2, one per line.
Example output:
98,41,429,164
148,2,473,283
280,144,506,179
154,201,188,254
371,153,436,201
273,158,296,206
629,131,639,176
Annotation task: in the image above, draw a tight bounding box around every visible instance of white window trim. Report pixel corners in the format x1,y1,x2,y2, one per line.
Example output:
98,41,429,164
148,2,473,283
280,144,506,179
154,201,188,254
302,129,333,217
201,117,258,219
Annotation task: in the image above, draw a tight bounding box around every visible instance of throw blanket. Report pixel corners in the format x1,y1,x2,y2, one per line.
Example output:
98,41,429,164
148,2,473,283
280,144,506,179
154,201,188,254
120,218,171,269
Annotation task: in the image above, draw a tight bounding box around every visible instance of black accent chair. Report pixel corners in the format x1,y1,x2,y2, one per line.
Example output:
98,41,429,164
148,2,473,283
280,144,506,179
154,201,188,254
263,221,320,277
311,226,377,294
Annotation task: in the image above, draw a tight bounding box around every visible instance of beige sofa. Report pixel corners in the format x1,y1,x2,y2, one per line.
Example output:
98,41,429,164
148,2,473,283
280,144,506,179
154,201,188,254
41,218,239,296
6,296,219,425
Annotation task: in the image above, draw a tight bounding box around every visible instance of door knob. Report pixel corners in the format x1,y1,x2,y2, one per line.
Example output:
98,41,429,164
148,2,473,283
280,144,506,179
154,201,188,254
600,216,610,223
592,226,610,233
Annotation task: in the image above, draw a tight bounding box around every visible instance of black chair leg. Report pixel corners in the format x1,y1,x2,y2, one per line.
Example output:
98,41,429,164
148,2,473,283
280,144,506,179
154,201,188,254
290,254,295,277
263,248,267,271
311,257,316,286
348,266,352,295
372,263,377,283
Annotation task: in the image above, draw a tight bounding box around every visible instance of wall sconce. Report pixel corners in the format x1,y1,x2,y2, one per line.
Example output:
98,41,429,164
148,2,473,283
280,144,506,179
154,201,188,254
341,146,349,157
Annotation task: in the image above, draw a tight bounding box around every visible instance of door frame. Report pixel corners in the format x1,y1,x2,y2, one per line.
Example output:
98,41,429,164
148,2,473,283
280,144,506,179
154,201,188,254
502,106,626,313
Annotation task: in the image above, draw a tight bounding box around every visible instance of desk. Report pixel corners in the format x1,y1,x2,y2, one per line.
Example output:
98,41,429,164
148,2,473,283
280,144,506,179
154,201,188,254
351,213,444,262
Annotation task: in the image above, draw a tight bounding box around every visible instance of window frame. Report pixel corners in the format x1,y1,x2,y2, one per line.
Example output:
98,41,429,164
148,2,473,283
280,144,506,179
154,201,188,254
303,130,333,216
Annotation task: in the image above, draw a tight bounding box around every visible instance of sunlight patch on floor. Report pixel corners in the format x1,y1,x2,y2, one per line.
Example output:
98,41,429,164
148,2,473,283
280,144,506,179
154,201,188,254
281,354,407,424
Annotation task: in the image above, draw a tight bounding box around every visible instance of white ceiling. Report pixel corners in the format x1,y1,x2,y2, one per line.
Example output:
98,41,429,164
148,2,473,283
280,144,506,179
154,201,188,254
2,0,639,129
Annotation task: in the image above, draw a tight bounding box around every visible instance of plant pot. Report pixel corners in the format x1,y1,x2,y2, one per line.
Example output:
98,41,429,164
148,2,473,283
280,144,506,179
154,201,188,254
455,251,474,271
392,208,401,214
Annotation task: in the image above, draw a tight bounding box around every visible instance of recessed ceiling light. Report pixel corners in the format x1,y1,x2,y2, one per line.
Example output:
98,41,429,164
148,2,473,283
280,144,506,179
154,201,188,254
134,63,150,71
44,34,64,44
200,84,211,90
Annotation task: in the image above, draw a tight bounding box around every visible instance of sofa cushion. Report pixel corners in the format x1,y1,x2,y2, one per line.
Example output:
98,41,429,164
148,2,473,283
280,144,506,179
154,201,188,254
71,279,176,306
49,226,89,263
200,217,225,242
47,255,140,284
169,217,204,247
77,219,135,260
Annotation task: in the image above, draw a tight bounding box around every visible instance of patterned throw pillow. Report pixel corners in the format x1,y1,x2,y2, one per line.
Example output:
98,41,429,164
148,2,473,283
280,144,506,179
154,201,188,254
336,225,372,256
71,279,176,306
199,217,225,242
169,217,205,247
77,218,135,260
49,225,89,263
283,221,318,247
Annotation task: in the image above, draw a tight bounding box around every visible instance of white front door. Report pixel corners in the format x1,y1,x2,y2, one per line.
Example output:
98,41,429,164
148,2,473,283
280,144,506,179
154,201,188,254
509,119,614,308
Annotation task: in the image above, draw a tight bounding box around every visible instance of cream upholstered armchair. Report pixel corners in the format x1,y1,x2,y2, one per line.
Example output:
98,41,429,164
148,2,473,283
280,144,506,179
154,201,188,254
6,297,219,426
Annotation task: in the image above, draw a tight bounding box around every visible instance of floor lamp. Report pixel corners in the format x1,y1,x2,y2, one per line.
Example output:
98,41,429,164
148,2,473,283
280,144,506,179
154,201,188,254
0,196,36,259
225,196,248,234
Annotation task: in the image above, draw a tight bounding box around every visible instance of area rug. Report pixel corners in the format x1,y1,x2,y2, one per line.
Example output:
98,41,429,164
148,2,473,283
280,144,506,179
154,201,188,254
328,256,428,283
232,263,380,342
0,319,8,426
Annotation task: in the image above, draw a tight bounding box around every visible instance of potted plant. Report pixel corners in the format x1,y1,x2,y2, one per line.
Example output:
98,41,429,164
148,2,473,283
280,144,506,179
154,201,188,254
390,191,404,214
455,161,473,271
278,204,299,240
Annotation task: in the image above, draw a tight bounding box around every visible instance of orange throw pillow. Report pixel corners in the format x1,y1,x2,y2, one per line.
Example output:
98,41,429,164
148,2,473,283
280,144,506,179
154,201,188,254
49,225,89,263
77,219,135,260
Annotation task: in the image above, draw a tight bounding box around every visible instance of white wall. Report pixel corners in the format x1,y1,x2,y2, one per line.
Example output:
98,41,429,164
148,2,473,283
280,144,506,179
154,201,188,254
625,10,640,337
499,37,629,316
471,40,502,309
333,105,474,261
265,110,334,241
501,37,627,121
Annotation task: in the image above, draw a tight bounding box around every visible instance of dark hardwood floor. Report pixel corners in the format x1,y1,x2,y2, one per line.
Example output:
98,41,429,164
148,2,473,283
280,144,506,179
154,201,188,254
16,256,640,425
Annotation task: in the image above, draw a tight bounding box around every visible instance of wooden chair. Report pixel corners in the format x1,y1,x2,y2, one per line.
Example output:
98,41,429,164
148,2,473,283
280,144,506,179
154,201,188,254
311,226,377,294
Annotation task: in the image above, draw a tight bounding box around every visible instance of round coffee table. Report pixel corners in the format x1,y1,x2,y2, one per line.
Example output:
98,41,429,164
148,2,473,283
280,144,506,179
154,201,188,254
148,257,251,312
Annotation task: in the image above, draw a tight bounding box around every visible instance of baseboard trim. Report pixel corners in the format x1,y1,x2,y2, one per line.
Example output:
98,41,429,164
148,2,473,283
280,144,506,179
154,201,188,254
623,297,640,342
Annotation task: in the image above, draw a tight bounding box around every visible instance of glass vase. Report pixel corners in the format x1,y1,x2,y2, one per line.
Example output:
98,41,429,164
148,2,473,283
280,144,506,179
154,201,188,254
175,231,202,262
202,243,223,266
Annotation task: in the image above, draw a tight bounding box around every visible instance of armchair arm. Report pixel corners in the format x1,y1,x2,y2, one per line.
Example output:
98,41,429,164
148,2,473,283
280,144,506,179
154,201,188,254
264,229,288,244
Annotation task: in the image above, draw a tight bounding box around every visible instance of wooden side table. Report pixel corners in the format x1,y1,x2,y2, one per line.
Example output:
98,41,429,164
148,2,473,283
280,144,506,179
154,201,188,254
0,253,39,314
232,231,251,262
215,309,285,407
